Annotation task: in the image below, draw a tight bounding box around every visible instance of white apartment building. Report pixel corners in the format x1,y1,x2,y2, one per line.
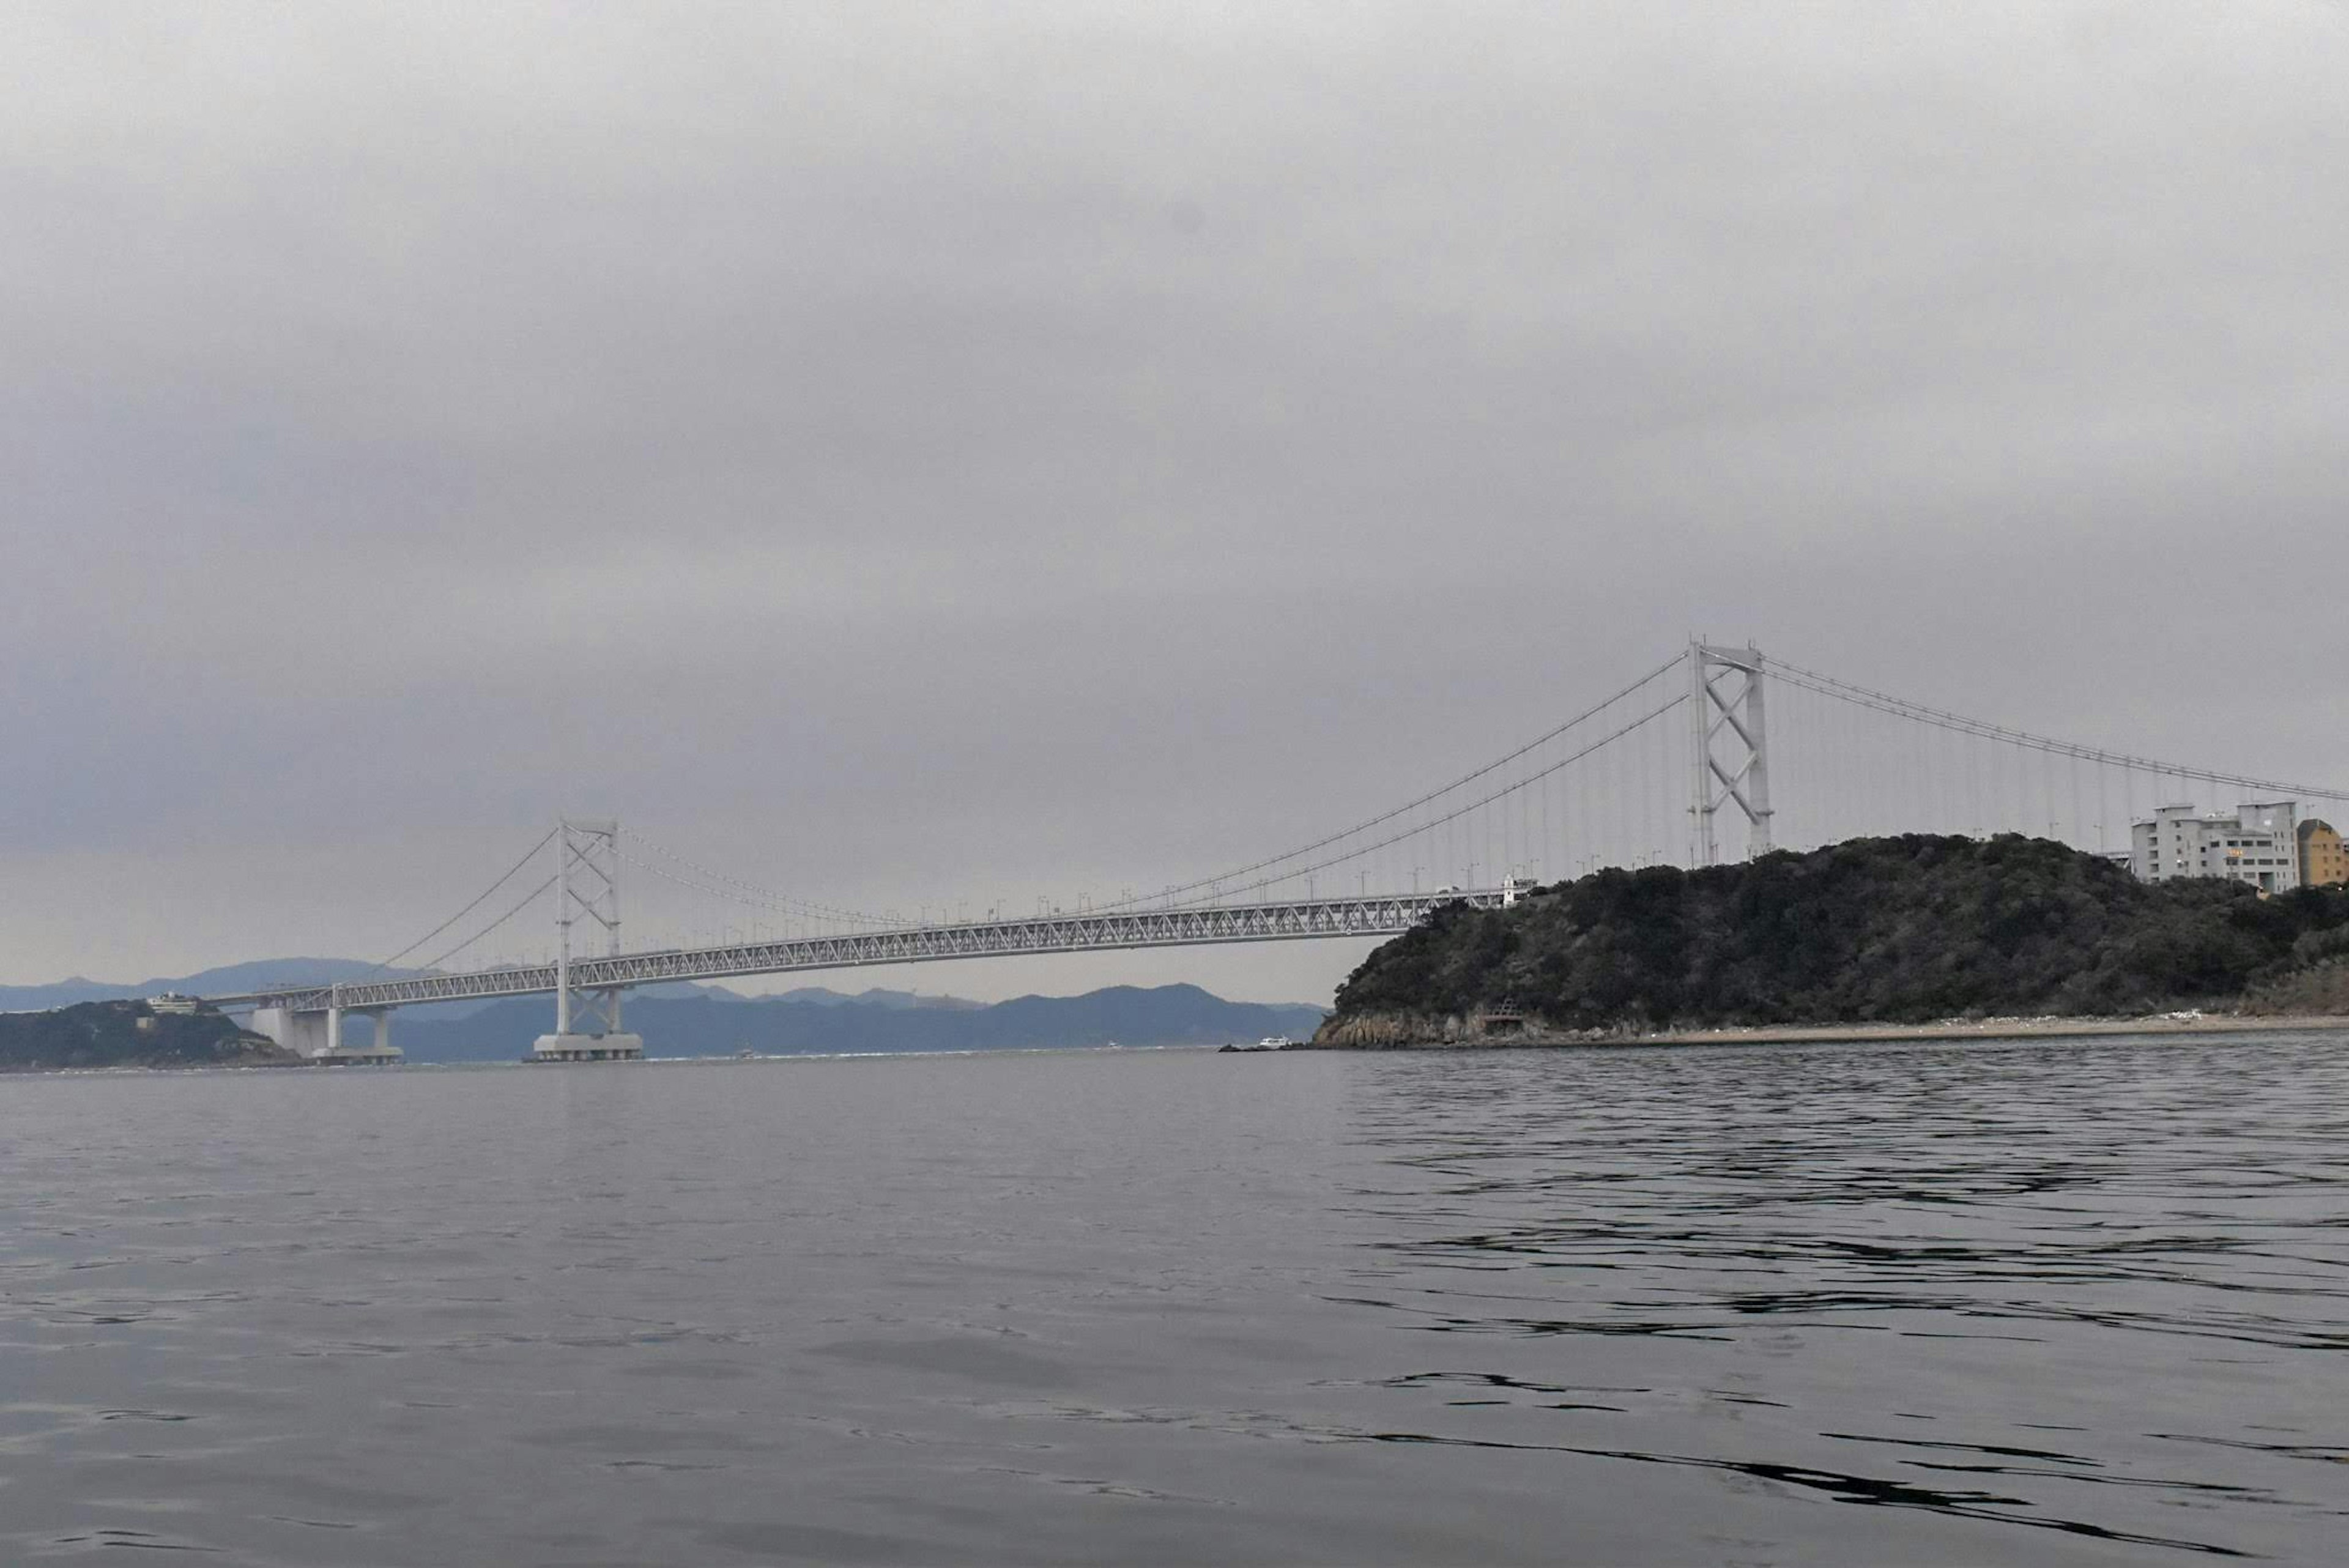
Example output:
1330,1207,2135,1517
2130,801,2301,892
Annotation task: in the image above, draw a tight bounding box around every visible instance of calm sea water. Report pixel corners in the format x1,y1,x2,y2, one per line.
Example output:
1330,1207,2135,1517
2,1035,2344,1565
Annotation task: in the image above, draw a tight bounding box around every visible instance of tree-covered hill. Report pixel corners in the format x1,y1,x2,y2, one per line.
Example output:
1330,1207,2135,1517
0,1000,295,1071
1325,834,2349,1039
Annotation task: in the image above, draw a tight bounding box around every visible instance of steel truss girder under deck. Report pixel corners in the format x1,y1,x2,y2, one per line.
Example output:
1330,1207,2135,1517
206,890,1507,1016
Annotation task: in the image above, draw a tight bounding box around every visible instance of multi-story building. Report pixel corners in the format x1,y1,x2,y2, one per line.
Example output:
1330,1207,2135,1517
2130,801,2301,893
2299,819,2347,888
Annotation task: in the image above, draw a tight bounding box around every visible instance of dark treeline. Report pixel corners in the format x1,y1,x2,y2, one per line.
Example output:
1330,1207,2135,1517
1330,835,2349,1031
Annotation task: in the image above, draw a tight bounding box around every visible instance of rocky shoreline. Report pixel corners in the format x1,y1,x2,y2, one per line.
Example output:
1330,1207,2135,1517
1298,1009,2349,1050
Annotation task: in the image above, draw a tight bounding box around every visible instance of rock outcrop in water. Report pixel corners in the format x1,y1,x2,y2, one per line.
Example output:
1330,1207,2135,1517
1317,834,2349,1044
0,1000,295,1071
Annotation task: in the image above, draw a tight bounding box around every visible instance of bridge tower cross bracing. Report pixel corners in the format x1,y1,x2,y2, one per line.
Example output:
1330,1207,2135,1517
1688,641,1774,867
536,817,643,1062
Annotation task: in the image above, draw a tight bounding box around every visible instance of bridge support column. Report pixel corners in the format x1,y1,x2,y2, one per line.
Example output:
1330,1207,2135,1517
298,1001,404,1065
247,1005,330,1055
351,1009,404,1063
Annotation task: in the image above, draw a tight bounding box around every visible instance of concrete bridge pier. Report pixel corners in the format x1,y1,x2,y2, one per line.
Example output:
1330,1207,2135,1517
532,988,642,1063
246,1005,328,1055
316,998,403,1064
350,1008,403,1064
242,996,402,1064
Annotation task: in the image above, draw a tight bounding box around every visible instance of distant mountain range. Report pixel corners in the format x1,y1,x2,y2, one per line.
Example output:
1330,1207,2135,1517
380,984,1321,1062
0,960,1323,1062
0,958,976,1019
0,957,409,1013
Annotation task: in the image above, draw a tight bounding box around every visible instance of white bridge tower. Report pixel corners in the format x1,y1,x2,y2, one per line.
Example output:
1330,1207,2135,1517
532,817,644,1062
1688,642,1775,867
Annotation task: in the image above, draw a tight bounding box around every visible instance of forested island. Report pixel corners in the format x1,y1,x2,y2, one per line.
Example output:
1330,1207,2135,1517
1316,835,2349,1047
0,1000,294,1072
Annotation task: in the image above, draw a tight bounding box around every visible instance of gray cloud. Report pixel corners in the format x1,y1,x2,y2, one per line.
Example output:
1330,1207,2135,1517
6,2,2345,995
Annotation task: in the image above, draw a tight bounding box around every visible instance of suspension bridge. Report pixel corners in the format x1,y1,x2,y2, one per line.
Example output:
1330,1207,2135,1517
204,642,2349,1061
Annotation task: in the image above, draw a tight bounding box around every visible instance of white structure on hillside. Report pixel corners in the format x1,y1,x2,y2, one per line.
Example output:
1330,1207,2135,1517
2131,801,2301,892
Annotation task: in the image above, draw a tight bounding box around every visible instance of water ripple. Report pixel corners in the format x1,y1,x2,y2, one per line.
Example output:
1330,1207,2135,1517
1330,1035,2349,1560
0,1036,2341,1564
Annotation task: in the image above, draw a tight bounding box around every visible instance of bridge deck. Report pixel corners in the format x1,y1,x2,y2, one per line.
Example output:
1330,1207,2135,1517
206,890,1505,1013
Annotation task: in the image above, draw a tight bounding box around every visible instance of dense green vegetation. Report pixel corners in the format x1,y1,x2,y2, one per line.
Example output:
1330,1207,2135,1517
0,1000,291,1071
1328,835,2349,1033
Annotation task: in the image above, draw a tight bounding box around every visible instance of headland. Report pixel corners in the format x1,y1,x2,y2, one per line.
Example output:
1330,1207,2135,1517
0,999,296,1072
1310,834,2349,1049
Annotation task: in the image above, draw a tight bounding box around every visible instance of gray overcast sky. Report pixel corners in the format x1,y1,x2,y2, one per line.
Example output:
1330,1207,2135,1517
6,2,2346,1000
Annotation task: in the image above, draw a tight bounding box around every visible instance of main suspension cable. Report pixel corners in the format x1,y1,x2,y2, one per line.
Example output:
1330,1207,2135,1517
415,874,559,973
368,826,559,974
1772,659,2349,806
620,834,893,927
1107,652,1687,910
1176,690,1689,906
